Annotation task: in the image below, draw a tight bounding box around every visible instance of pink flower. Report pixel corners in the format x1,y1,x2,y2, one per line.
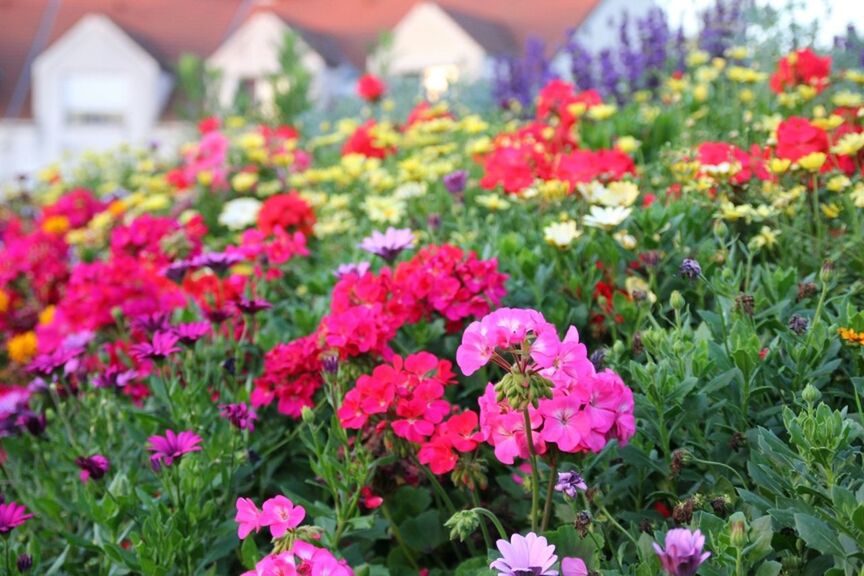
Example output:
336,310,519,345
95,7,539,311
653,528,711,576
561,556,588,576
539,395,592,453
244,551,298,576
146,429,203,470
490,532,558,576
235,497,263,539
261,495,306,538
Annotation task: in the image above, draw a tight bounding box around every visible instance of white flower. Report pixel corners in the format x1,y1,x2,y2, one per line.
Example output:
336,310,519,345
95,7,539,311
218,198,261,230
613,230,637,250
543,220,582,248
577,180,639,207
583,206,632,230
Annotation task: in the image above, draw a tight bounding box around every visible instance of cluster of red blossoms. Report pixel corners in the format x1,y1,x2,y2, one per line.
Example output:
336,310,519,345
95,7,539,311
253,245,507,418
338,352,482,475
480,80,635,194
769,47,832,94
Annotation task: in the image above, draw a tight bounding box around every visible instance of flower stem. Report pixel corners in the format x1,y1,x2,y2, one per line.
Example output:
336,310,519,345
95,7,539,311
522,408,540,532
540,456,558,532
469,491,493,550
381,501,419,570
470,507,508,540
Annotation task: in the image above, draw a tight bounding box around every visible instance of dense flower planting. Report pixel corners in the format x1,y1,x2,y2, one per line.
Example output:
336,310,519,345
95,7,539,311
0,37,863,576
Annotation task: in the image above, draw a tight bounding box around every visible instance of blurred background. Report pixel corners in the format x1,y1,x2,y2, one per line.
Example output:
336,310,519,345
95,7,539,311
0,0,861,184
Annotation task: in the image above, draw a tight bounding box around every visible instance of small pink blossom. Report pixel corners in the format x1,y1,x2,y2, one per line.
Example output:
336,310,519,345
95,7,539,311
261,495,306,538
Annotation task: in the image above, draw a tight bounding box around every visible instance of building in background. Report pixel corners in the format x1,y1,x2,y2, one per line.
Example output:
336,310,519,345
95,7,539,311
0,0,605,183
368,2,518,97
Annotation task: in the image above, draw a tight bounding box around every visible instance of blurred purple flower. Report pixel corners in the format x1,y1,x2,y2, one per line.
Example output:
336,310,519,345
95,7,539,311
359,228,415,262
653,528,711,576
335,261,371,278
554,471,588,498
490,532,558,576
172,321,211,345
75,454,110,483
443,170,468,194
236,297,272,316
129,331,181,362
147,429,203,470
220,403,258,432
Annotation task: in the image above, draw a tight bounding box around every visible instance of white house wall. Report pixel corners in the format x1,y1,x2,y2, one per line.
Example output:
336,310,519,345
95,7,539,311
372,2,489,79
32,14,163,161
207,12,329,110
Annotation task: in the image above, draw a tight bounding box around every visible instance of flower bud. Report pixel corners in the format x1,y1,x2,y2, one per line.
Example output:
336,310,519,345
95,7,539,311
16,554,32,572
444,510,481,542
802,384,822,405
820,260,834,283
729,512,748,548
300,406,316,424
670,290,685,311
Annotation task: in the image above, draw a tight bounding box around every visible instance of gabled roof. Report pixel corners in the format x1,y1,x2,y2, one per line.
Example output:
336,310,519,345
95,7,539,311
437,5,518,57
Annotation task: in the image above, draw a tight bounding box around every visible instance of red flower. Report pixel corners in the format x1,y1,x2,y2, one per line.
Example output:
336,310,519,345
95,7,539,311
257,192,316,237
775,117,828,162
356,74,387,102
770,48,831,94
342,120,395,159
198,116,221,134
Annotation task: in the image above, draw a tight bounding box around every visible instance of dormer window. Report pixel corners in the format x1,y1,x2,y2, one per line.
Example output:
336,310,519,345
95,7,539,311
62,73,129,126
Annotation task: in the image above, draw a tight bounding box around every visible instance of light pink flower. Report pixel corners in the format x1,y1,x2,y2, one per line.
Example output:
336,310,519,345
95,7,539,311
456,321,496,376
539,395,592,453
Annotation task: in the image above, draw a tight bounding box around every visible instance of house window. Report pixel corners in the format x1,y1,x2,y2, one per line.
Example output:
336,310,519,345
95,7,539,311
63,73,129,126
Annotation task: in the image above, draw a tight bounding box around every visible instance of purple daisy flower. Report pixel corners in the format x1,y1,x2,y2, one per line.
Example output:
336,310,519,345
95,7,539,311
334,261,371,278
172,322,211,346
0,502,32,533
75,454,110,483
163,260,191,283
129,331,181,362
130,313,172,334
192,251,244,276
653,528,711,576
93,366,139,390
219,403,257,432
27,346,85,377
358,228,415,262
554,471,588,498
443,170,468,194
236,297,272,315
490,532,558,576
147,429,203,471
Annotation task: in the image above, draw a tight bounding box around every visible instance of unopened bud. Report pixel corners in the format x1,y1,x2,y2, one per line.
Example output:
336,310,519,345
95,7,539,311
802,384,822,405
670,290,685,311
445,510,481,542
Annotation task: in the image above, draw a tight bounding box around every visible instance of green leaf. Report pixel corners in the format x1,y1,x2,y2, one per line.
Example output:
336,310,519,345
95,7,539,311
454,557,495,576
44,545,70,576
794,513,845,558
241,536,260,569
400,510,446,552
755,560,782,576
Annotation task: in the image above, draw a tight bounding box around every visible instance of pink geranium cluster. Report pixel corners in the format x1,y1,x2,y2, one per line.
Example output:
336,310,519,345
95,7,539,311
227,227,309,280
337,352,482,475
182,129,229,188
110,214,205,269
39,188,104,229
458,308,635,464
253,245,507,417
236,495,353,576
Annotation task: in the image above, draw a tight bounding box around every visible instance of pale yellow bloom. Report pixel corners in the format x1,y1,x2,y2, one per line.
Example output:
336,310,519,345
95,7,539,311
587,104,617,121
543,220,582,248
833,91,863,108
363,195,406,223
613,230,637,250
616,136,641,154
826,175,851,192
475,194,511,211
625,276,656,304
832,132,864,156
797,152,827,172
583,206,631,230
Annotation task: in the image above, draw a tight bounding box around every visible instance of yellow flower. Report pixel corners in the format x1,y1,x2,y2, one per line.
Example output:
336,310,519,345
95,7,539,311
239,132,265,150
725,46,749,60
39,305,56,325
821,202,841,219
625,276,656,303
797,152,826,172
587,104,617,121
768,158,792,174
42,215,70,235
543,220,581,248
747,226,780,251
826,175,851,192
566,102,588,118
851,184,864,208
845,70,864,84
137,194,170,213
693,84,709,102
738,89,754,104
231,172,259,193
687,50,709,67
363,195,406,223
811,114,843,130
538,180,569,202
226,116,246,129
475,194,511,211
832,91,863,108
613,230,637,250
838,326,864,346
797,84,817,101
7,331,37,364
616,136,641,154
197,170,214,187
0,289,9,314
831,132,864,156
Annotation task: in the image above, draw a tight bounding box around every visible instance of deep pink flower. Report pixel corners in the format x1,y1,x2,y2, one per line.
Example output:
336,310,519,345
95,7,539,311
0,502,32,533
490,532,558,576
220,403,258,432
653,528,711,576
261,495,305,538
561,557,588,576
75,454,110,483
235,497,263,540
147,429,203,470
172,322,211,346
